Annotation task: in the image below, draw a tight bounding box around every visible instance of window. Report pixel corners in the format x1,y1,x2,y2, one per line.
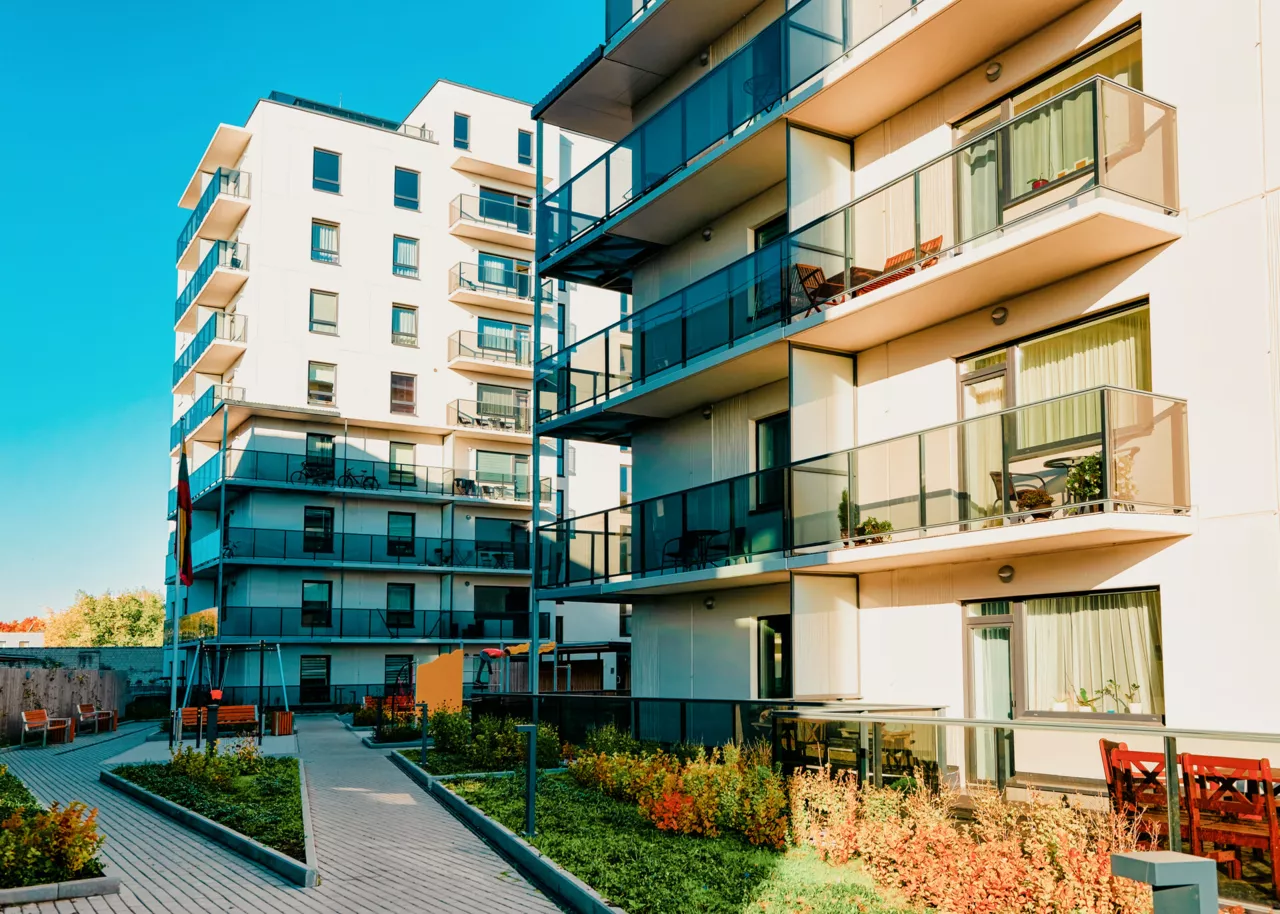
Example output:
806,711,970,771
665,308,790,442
386,584,415,628
391,305,418,346
308,361,336,406
555,615,564,643
392,235,418,278
389,442,415,488
309,290,338,334
454,112,470,150
305,433,335,482
312,149,340,193
303,507,334,553
299,655,331,703
384,654,413,690
387,512,415,557
478,253,531,297
757,615,792,699
476,383,528,430
393,168,419,210
564,443,577,476
301,581,332,627
620,293,630,316
755,214,788,249
478,188,531,232
390,372,416,415
477,450,530,500
477,318,530,361
517,130,533,166
619,345,633,374
619,465,631,505
963,589,1164,722
311,220,339,263
756,412,790,510
620,604,632,637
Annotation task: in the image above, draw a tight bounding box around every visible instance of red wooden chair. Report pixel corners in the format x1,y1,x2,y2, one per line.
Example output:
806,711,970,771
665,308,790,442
1111,747,1188,847
1099,738,1127,812
792,264,850,317
1183,754,1280,899
855,235,944,297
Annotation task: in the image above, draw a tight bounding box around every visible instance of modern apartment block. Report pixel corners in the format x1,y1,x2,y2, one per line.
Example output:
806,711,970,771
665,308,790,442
164,80,630,704
531,0,1280,764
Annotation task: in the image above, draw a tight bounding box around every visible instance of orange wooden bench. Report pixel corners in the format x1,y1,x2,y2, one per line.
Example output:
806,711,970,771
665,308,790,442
77,703,115,734
21,709,73,748
179,705,258,734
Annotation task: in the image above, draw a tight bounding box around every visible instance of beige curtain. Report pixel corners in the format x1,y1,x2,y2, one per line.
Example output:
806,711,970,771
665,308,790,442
1008,87,1096,194
962,377,1007,518
1024,590,1164,714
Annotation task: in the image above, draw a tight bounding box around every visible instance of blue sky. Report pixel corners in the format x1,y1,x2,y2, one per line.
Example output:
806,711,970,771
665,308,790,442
0,0,601,622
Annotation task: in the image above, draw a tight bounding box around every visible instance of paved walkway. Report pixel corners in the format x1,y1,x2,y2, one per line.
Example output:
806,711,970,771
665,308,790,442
2,717,562,913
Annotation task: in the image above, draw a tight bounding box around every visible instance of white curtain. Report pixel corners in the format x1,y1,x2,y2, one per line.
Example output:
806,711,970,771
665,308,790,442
312,222,338,259
970,625,1012,781
394,236,418,271
1023,590,1164,714
958,133,1000,242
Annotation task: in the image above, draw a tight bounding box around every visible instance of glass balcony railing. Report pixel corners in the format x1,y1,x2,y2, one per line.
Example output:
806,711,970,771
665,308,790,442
176,168,250,262
170,384,244,449
605,0,660,42
172,313,246,387
447,398,533,434
214,607,547,641
167,448,551,513
211,528,532,571
449,330,549,366
175,240,250,323
450,194,533,235
538,387,1189,588
449,262,551,304
536,77,1178,422
539,0,921,260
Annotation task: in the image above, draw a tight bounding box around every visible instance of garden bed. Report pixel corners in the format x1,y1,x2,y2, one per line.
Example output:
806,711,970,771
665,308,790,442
447,772,913,914
112,741,306,862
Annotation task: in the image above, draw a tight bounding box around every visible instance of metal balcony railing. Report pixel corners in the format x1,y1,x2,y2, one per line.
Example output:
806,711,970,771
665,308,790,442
210,607,547,641
210,528,531,571
447,398,533,434
170,384,244,450
538,387,1189,588
449,262,551,303
448,330,549,366
175,240,250,323
605,0,660,42
450,194,532,234
536,77,1179,423
176,168,250,262
172,313,246,387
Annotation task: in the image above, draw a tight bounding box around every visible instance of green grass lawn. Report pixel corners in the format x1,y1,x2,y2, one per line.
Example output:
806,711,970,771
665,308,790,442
114,757,306,861
448,772,916,914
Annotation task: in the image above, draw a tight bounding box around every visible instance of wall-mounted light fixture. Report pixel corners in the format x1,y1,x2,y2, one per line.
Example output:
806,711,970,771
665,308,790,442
997,565,1015,584
702,226,713,242
702,405,714,419
703,595,715,610
699,49,710,66
991,306,1009,325
985,61,1002,82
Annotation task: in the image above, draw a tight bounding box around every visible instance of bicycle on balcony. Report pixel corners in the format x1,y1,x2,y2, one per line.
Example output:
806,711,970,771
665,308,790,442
289,459,335,486
336,466,380,490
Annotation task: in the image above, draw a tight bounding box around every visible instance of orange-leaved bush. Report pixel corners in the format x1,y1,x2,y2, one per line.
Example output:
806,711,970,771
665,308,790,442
0,802,105,889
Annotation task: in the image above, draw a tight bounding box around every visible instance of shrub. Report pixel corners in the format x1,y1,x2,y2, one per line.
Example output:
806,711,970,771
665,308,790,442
427,707,472,754
583,722,641,757
0,765,40,820
377,725,423,743
168,738,264,788
467,715,561,770
0,803,105,889
789,767,1151,914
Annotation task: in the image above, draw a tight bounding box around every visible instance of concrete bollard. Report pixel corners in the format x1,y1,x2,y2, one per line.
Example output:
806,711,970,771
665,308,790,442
1111,852,1218,914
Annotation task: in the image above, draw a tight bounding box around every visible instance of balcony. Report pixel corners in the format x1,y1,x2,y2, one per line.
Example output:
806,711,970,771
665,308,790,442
448,262,552,315
537,387,1191,597
167,447,551,516
538,0,1090,288
537,78,1180,443
449,194,534,250
178,125,252,211
174,240,250,332
170,384,244,451
447,330,549,378
210,607,548,642
447,398,533,439
172,313,247,394
196,528,531,575
176,168,251,270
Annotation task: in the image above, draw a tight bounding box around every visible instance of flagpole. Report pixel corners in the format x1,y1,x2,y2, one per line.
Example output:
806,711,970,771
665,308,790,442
170,418,189,741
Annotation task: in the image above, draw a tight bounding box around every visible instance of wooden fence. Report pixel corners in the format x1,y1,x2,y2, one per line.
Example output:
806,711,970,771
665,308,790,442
0,666,129,744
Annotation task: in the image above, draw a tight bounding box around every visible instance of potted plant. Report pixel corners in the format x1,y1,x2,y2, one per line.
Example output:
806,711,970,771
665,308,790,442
1030,176,1050,190
853,516,893,545
1074,686,1102,712
1016,488,1055,520
837,489,851,545
1065,454,1104,514
1051,693,1070,712
1103,679,1144,715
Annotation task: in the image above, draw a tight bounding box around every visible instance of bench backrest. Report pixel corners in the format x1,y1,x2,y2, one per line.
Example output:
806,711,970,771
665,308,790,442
216,706,257,724
22,709,49,726
78,704,99,715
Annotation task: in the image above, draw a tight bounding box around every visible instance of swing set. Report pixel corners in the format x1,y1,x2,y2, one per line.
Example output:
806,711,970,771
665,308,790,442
172,639,290,748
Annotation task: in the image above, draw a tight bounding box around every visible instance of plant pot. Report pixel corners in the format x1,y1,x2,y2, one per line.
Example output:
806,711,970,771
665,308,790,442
1051,701,1069,712
1078,707,1094,713
1032,178,1049,190
1128,702,1143,715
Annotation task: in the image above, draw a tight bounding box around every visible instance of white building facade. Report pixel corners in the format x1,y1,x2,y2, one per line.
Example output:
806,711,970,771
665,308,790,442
531,0,1280,757
165,80,628,704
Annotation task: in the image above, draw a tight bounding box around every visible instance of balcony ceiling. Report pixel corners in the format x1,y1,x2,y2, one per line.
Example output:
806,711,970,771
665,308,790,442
178,125,252,208
534,0,764,140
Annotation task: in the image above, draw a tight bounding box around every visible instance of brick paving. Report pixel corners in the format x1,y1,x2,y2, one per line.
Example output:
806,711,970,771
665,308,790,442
2,717,562,913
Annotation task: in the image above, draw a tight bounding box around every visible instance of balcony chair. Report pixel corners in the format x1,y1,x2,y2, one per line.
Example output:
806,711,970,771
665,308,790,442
855,235,944,297
988,470,1052,517
1109,746,1189,848
793,264,852,317
661,532,703,572
1182,754,1280,898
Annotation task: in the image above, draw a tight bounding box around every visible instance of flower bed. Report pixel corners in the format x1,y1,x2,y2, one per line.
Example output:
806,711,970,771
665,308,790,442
113,739,305,861
400,708,560,774
0,764,106,890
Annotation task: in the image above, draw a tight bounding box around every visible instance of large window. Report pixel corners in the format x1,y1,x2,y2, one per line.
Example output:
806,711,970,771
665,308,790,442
393,168,419,210
389,442,415,488
299,655,330,704
311,220,339,263
477,318,530,359
387,512,415,557
517,129,533,166
308,361,336,406
386,584,414,628
385,654,413,690
301,581,332,627
390,372,416,415
478,253,531,296
303,507,334,553
391,304,418,346
757,614,792,699
454,112,470,150
312,149,340,193
392,235,418,278
309,290,338,334
756,412,790,510
479,188,531,232
964,589,1165,720
305,433,335,481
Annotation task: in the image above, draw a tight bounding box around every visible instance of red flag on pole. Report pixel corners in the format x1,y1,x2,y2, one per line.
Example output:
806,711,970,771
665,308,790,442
176,448,194,586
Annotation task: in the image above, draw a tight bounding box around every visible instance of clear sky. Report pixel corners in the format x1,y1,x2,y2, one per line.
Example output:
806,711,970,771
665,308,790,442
0,0,602,622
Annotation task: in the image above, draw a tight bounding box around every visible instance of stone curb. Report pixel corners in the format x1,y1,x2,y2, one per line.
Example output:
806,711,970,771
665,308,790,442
99,768,318,888
387,753,621,914
360,736,427,750
0,875,120,906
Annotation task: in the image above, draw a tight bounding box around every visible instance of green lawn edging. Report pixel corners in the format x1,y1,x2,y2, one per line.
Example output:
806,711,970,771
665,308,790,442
99,766,317,888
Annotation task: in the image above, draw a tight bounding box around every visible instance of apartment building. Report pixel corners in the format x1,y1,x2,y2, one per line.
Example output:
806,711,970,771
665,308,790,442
531,0,1280,769
164,80,629,704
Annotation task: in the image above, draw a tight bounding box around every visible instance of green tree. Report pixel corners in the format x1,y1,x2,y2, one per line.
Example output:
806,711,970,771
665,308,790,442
44,590,165,647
